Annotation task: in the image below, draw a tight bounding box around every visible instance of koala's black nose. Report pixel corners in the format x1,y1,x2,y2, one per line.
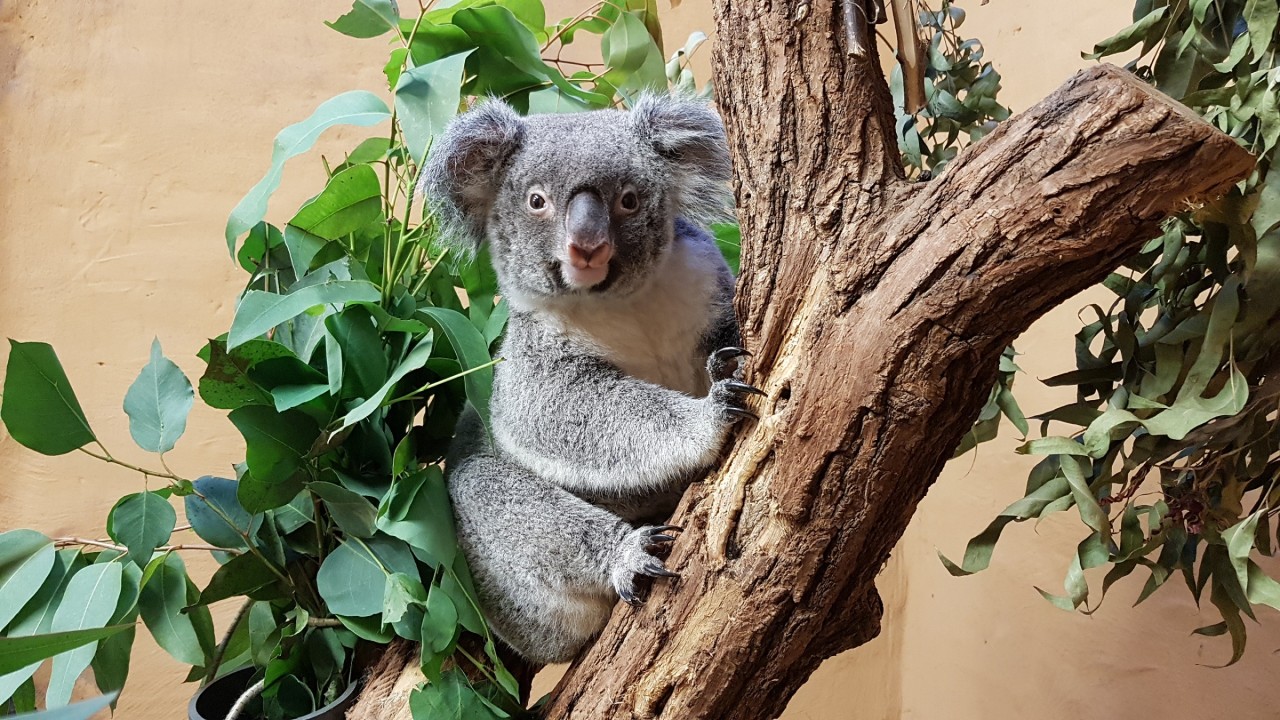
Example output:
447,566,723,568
565,192,610,251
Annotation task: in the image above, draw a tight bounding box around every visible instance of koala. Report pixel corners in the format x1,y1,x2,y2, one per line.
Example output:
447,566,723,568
422,95,762,665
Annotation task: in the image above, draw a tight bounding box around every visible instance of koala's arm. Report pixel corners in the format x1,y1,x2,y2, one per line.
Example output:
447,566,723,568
492,350,735,498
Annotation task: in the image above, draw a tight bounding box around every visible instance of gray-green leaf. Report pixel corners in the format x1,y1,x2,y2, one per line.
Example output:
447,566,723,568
123,339,194,454
225,91,391,255
107,492,177,567
46,564,123,707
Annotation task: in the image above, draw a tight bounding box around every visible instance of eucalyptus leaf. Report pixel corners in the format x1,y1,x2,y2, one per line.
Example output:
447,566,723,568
228,280,381,350
1,341,96,456
326,0,401,38
395,52,471,164
0,531,55,633
184,475,259,549
107,492,177,567
46,564,124,707
418,307,495,427
226,91,391,254
139,553,206,666
289,164,383,241
123,339,194,454
337,333,435,431
310,481,379,538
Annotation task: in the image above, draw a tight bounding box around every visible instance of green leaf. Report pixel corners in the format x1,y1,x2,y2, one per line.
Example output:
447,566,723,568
1243,0,1279,63
376,467,458,568
325,304,390,400
46,564,124,707
452,6,609,106
195,552,278,606
4,693,120,720
226,91,391,255
1142,366,1249,440
395,53,470,165
310,481,378,538
198,338,297,410
138,553,205,666
527,88,592,114
938,477,1071,575
122,339,194,454
289,164,384,241
106,492,176,567
1,341,96,455
184,476,259,549
421,583,459,654
602,11,653,76
0,531,55,633
318,536,418,617
89,621,134,701
710,223,741,275
409,669,504,720
1083,7,1168,60
229,406,320,513
418,307,495,426
0,551,83,705
272,383,331,412
326,0,401,38
383,572,428,625
337,333,435,431
228,280,381,350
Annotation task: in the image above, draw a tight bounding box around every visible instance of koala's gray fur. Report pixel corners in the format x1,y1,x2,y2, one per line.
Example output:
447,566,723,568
422,95,759,664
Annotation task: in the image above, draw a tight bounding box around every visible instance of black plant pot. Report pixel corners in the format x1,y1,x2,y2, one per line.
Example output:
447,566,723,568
188,668,361,720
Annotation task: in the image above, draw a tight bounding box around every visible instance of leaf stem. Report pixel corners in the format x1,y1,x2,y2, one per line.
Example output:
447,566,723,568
53,537,240,555
78,446,187,485
541,2,607,52
385,357,502,406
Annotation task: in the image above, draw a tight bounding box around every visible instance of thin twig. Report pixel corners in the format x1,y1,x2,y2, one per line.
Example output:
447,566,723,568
53,537,240,555
205,599,255,687
225,678,266,720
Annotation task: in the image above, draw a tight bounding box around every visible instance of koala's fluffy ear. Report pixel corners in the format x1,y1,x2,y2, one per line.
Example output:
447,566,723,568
421,100,526,251
629,95,733,224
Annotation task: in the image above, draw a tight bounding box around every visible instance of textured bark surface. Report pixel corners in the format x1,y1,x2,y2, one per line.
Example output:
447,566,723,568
541,2,1254,719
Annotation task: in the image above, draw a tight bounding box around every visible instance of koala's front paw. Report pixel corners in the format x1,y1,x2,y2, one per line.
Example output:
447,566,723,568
707,346,765,424
611,525,681,606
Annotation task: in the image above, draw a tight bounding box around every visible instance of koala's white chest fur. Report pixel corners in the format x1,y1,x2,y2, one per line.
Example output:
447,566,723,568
542,236,724,397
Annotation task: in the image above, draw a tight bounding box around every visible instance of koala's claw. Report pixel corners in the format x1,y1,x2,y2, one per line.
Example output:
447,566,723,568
723,380,767,397
713,346,752,362
725,406,759,422
644,560,680,578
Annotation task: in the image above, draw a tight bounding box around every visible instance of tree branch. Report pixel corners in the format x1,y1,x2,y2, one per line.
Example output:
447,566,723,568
544,3,1253,718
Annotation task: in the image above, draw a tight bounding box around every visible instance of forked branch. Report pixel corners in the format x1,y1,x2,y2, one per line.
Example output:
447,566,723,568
545,3,1252,719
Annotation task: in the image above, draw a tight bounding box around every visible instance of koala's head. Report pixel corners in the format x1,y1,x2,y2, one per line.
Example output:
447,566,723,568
422,95,731,303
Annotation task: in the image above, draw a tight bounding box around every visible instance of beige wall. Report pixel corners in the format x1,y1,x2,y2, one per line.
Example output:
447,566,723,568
1,1,1277,718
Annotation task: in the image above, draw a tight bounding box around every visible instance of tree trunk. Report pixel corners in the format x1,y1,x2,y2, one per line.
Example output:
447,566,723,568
542,2,1254,718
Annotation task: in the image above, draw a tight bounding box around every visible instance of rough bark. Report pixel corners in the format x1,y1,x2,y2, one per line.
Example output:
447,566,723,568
542,2,1254,719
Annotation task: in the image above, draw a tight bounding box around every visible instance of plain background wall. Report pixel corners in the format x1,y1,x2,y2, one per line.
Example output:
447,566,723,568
1,1,1277,717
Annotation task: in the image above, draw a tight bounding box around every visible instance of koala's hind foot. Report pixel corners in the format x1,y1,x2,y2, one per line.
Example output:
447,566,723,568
707,347,766,423
612,524,682,606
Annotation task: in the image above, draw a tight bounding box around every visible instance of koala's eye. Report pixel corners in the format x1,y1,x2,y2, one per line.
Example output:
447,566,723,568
528,192,547,211
617,188,640,214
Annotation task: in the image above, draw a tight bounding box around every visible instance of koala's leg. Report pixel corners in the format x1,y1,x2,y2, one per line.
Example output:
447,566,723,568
492,350,761,501
448,452,677,664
